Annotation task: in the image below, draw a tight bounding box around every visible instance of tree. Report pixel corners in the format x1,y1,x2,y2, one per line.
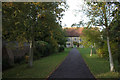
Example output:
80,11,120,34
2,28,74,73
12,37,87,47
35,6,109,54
109,3,120,70
71,21,84,27
81,27,101,56
2,2,67,67
84,2,120,72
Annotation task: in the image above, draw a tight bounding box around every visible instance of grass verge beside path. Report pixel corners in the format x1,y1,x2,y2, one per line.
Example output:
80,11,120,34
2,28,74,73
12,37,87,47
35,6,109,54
3,48,71,78
77,48,120,78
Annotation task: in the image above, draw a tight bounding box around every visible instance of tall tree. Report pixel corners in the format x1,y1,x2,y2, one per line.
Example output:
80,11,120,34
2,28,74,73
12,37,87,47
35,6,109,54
2,2,67,67
109,2,120,69
84,2,120,71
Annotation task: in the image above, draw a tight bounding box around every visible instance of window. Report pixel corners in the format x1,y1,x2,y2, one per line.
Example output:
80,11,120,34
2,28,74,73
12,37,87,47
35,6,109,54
74,38,76,40
67,43,70,45
67,38,70,41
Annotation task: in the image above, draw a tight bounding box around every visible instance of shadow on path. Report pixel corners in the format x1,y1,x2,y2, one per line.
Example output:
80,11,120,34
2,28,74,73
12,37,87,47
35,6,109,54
48,48,96,79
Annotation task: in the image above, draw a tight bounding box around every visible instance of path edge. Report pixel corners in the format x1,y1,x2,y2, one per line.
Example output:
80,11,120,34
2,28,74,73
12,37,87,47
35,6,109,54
77,48,97,79
46,48,71,79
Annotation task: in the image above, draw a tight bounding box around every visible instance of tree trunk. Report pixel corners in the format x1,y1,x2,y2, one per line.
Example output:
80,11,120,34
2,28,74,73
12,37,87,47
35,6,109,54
90,47,92,56
28,23,34,67
103,3,114,72
29,41,33,67
107,36,114,72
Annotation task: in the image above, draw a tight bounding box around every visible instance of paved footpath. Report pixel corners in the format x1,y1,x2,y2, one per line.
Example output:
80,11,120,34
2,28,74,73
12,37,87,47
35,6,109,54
48,48,96,79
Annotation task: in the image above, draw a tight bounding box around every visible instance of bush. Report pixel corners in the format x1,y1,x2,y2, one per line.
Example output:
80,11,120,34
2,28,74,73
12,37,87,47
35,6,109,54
34,41,51,60
96,48,105,57
58,45,64,52
97,41,119,58
45,44,53,55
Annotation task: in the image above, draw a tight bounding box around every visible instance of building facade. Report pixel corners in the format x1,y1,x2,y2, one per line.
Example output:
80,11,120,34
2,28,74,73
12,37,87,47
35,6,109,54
64,27,84,48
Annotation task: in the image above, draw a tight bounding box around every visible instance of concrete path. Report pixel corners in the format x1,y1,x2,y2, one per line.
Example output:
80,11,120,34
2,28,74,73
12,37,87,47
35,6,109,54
48,48,96,79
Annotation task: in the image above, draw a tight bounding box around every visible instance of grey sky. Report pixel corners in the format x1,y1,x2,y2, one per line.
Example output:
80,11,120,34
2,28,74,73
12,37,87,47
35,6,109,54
61,0,89,28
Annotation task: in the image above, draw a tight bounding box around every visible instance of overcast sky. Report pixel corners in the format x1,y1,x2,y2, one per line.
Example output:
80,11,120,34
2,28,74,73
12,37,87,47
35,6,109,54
61,0,89,28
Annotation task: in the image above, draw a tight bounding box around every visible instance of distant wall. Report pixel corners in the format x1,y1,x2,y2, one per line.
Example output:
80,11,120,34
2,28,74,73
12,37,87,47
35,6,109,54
2,41,30,70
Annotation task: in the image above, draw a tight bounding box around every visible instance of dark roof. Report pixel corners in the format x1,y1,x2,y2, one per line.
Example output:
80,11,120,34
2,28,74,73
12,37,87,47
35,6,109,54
64,27,84,37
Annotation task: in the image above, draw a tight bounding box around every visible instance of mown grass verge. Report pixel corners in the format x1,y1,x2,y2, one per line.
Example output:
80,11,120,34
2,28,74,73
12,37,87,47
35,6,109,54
3,48,71,78
77,48,120,79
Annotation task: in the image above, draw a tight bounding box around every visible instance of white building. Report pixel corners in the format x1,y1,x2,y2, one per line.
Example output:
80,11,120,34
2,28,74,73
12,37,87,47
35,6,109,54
64,27,84,48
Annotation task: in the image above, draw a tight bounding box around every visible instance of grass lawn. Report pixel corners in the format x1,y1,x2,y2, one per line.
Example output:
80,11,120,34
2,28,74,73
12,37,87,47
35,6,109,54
77,48,120,78
3,48,71,78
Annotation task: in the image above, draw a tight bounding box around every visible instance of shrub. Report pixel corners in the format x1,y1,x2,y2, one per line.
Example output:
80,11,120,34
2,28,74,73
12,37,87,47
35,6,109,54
96,48,105,57
49,38,59,53
58,45,64,52
34,41,49,60
97,41,119,58
45,44,53,55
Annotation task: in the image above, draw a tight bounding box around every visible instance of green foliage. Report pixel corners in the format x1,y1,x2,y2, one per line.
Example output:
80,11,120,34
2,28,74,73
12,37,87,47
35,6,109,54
2,2,67,45
34,40,66,60
96,40,120,71
81,27,101,48
96,41,107,58
109,5,120,66
34,41,50,59
2,2,68,67
85,2,119,51
2,3,31,43
96,41,119,56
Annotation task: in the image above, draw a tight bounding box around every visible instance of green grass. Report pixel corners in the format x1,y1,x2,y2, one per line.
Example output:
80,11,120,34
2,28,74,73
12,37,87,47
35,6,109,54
3,48,71,78
77,48,120,78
